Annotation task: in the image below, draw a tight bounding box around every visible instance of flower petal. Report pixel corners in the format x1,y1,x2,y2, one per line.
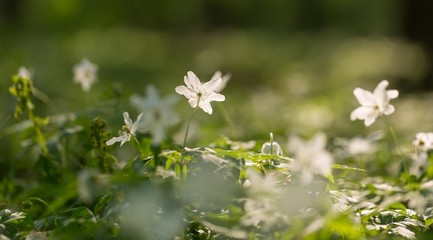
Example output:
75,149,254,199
186,71,201,90
350,106,373,121
364,115,377,126
175,85,194,99
353,88,375,106
106,136,122,146
207,93,225,102
373,80,389,108
387,89,399,99
123,112,133,127
202,77,222,93
383,104,395,115
210,71,222,81
199,100,213,114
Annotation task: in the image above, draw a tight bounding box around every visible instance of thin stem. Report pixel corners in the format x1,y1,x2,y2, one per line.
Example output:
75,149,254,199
217,103,235,139
179,98,201,178
381,115,407,172
182,103,200,151
28,197,57,216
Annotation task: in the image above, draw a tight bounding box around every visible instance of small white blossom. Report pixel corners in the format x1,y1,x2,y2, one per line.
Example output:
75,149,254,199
288,133,333,184
175,71,225,114
260,133,283,155
350,80,399,126
210,70,231,93
131,85,180,145
73,58,98,92
106,112,143,146
17,66,33,80
413,132,433,152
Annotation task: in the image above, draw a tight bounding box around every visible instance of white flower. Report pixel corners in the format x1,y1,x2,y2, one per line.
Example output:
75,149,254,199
261,133,283,155
241,171,287,229
17,66,33,80
175,71,225,114
73,58,98,92
413,132,433,152
210,70,231,93
350,80,399,126
106,112,143,146
288,133,333,184
130,85,180,145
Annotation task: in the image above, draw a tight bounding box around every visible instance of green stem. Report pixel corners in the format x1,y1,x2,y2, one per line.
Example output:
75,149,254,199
28,197,57,216
381,115,407,172
182,105,200,152
217,103,235,139
179,98,201,178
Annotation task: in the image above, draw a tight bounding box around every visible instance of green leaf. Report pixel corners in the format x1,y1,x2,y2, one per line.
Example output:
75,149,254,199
332,164,367,172
94,192,114,216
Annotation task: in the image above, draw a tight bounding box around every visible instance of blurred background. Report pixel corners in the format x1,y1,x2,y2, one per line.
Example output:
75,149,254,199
1,0,433,144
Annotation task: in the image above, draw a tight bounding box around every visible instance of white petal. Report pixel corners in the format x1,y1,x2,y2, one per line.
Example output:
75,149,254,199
353,88,375,106
364,115,377,126
210,71,222,81
186,71,201,90
175,85,194,99
123,112,133,127
188,98,198,108
207,93,225,102
383,104,395,115
202,77,222,93
387,89,399,99
373,81,389,108
106,136,122,146
199,100,213,114
131,113,144,133
214,73,231,93
350,106,373,120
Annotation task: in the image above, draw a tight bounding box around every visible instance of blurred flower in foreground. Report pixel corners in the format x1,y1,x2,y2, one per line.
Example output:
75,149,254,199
17,66,33,80
261,133,283,155
210,70,231,93
106,112,143,146
175,71,225,114
350,80,399,126
288,133,333,184
241,171,287,230
131,85,180,145
73,58,98,92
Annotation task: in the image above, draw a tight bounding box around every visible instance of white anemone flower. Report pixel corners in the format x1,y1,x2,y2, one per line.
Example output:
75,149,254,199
73,58,98,92
288,133,333,184
413,132,433,152
261,133,283,155
175,71,225,114
106,112,143,146
210,70,231,93
350,80,399,126
130,85,180,145
17,66,33,80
